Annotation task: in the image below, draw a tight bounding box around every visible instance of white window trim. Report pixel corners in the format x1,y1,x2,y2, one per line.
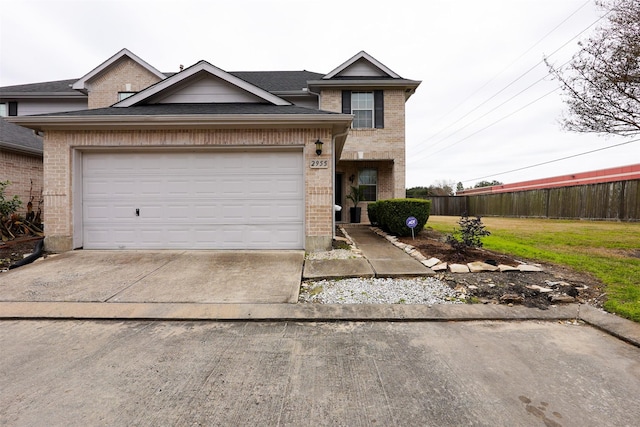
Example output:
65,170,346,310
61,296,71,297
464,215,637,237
358,168,378,201
351,91,374,129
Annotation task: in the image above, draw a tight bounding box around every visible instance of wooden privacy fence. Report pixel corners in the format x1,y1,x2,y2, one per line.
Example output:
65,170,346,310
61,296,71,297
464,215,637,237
426,179,640,221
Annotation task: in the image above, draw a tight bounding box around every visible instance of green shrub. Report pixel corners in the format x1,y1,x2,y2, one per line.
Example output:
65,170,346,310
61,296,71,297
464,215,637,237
367,201,381,226
376,198,430,237
445,214,491,252
0,181,22,218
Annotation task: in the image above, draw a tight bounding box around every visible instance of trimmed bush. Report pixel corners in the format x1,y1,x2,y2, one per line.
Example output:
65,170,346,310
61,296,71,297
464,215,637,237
367,201,381,226
375,198,431,237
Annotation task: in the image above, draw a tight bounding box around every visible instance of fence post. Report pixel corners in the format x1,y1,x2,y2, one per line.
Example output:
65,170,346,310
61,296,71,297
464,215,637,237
619,180,626,220
545,189,550,219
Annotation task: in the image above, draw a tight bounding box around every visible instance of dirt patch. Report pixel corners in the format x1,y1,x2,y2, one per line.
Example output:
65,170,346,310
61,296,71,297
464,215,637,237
0,236,45,270
398,228,606,310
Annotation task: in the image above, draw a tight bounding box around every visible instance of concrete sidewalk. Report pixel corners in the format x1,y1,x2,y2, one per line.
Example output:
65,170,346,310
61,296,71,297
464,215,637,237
302,225,434,280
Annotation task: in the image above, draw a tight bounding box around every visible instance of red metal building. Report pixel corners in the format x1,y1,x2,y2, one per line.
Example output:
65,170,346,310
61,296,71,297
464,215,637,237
458,164,640,196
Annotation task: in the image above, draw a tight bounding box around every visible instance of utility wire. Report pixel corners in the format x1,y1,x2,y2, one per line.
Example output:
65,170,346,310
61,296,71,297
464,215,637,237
408,86,560,163
430,0,592,127
410,6,612,158
460,138,639,184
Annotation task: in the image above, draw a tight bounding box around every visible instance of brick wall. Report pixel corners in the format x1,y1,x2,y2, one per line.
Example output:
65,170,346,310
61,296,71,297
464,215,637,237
321,89,407,214
0,150,43,216
43,128,334,252
86,57,163,109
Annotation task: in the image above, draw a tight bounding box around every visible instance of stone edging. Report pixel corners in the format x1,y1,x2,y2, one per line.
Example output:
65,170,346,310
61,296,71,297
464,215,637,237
369,226,543,274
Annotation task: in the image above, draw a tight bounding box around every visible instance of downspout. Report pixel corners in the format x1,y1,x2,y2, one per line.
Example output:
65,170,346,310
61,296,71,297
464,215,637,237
305,86,350,240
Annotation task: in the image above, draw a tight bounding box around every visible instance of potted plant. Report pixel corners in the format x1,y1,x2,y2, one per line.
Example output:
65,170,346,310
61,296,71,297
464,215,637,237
347,185,365,223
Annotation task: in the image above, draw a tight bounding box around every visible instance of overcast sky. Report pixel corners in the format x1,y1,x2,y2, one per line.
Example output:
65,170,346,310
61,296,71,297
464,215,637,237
1,0,637,188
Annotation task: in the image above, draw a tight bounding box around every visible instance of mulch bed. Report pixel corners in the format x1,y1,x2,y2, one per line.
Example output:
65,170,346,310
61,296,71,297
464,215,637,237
397,228,606,309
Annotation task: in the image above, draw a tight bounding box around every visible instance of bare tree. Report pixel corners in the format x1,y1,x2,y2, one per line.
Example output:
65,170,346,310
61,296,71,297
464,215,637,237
546,0,640,136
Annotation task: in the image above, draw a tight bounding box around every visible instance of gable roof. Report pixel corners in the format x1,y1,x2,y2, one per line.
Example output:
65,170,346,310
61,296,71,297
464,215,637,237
72,48,166,91
323,51,401,79
231,71,324,93
306,51,421,100
114,61,292,107
0,118,43,156
0,79,83,99
0,72,324,99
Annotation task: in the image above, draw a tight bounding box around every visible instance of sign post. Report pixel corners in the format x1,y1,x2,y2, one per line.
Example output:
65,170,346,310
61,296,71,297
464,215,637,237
406,216,418,240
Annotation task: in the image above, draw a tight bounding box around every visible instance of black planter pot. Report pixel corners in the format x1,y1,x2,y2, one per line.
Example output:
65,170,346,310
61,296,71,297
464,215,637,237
350,207,361,223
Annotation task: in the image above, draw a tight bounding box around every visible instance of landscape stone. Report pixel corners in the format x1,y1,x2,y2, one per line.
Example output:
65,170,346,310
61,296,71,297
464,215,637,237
467,261,499,272
412,253,426,261
550,294,576,303
449,264,470,273
500,294,524,304
518,265,543,272
498,264,519,272
423,257,441,267
432,263,448,271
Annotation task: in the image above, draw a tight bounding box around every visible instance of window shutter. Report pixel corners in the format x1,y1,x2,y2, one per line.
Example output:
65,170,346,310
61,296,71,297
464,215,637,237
374,90,384,128
8,102,17,116
342,90,351,114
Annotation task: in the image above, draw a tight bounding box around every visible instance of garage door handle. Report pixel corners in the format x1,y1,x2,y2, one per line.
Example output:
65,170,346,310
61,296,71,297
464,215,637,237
136,208,140,217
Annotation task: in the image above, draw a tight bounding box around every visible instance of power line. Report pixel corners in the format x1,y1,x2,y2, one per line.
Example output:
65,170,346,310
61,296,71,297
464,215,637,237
460,138,639,184
408,86,560,163
409,6,612,159
429,0,592,127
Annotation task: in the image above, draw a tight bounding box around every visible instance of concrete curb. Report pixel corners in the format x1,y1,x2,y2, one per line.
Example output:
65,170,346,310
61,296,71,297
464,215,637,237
2,302,639,347
578,304,640,348
0,301,581,321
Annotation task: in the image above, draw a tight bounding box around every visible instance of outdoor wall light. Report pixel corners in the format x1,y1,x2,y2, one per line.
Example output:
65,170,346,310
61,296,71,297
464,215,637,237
315,139,323,156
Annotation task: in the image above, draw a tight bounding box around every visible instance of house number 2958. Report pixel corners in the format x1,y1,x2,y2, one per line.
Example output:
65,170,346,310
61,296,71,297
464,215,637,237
310,159,329,168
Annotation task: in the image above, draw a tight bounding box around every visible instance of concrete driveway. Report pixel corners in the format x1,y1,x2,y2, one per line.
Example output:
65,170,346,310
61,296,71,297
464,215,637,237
1,320,639,426
0,250,304,303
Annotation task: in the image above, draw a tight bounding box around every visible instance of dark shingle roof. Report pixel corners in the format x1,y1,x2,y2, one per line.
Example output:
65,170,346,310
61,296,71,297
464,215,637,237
230,71,324,92
0,71,326,96
0,118,43,154
38,103,337,117
0,79,79,95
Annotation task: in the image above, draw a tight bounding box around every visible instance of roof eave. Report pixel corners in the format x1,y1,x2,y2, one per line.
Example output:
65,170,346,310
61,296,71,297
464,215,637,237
0,92,86,99
307,79,421,88
0,141,43,156
308,79,421,100
6,113,353,133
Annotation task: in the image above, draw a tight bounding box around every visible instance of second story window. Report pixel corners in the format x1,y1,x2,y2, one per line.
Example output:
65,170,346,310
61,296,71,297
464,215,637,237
0,102,17,116
351,92,374,128
342,90,384,129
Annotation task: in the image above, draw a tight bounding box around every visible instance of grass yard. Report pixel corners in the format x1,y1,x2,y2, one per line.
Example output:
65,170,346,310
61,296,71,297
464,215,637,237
426,216,640,322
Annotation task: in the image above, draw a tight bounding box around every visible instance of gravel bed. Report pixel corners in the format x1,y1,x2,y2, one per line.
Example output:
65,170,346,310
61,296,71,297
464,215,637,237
299,277,464,305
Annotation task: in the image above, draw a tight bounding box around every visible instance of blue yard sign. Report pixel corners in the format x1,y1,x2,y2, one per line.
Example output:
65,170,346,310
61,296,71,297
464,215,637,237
406,216,418,240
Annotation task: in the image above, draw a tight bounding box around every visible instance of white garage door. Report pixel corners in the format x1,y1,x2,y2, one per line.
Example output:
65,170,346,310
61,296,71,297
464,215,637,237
82,150,304,249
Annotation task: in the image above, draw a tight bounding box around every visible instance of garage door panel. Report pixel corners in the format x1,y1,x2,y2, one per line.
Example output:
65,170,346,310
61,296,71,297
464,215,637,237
82,151,304,249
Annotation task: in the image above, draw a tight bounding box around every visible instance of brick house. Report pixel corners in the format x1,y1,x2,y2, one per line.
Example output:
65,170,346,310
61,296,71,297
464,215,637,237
3,49,420,252
0,118,43,211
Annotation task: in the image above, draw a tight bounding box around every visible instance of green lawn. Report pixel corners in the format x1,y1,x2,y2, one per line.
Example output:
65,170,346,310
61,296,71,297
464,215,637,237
426,216,640,322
